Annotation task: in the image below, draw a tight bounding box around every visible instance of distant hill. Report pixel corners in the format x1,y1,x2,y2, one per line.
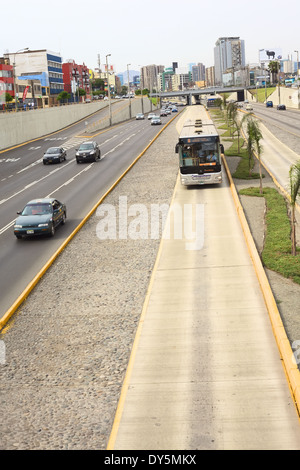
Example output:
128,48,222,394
121,70,140,83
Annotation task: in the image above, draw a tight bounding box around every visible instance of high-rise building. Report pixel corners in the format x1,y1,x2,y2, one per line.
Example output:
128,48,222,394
192,63,206,83
214,37,245,85
140,64,164,91
205,66,215,87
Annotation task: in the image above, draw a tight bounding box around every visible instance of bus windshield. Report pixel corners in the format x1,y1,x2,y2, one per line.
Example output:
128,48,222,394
179,141,220,167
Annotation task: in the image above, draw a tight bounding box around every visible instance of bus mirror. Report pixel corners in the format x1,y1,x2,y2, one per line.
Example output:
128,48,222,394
220,144,224,154
175,143,179,153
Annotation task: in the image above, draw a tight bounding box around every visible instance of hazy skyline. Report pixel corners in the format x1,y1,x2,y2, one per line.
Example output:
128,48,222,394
1,0,300,73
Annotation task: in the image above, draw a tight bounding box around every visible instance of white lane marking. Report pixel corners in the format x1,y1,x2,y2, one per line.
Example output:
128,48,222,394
101,133,136,159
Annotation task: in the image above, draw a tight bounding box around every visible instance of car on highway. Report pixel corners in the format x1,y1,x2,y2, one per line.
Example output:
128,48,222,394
136,113,145,120
266,101,273,107
14,198,66,239
160,110,167,116
245,104,253,111
76,141,101,163
147,112,156,120
43,147,67,165
165,109,171,115
172,107,178,112
151,116,161,125
277,104,286,110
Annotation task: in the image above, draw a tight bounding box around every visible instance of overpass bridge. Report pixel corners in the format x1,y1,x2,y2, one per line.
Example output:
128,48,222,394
150,85,256,105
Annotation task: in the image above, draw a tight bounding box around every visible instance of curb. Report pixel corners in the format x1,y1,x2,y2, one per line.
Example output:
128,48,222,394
222,153,300,418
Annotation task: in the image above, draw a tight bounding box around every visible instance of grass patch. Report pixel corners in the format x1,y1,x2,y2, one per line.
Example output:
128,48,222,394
248,87,276,103
239,187,300,284
225,139,261,179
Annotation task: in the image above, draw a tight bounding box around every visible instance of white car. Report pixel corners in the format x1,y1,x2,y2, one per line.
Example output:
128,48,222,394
136,113,145,120
245,104,253,111
148,113,156,120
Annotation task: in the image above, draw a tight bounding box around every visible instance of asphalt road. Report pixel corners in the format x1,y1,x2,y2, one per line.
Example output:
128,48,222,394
240,101,300,155
0,107,175,317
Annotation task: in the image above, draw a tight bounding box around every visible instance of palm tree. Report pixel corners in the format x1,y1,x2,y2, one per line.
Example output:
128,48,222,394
250,119,263,193
245,119,256,177
244,118,263,186
289,160,300,255
227,102,238,138
268,60,280,84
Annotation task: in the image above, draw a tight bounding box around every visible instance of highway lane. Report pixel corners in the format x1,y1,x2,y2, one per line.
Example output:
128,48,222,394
240,101,300,151
238,101,300,193
0,110,177,318
0,99,127,177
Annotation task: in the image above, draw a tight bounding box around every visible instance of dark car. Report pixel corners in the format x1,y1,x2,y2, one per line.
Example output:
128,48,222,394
277,104,286,110
76,141,101,163
43,147,67,164
266,101,273,107
14,198,66,239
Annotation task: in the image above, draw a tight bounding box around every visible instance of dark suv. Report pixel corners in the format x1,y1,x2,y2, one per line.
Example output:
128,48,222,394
76,141,101,163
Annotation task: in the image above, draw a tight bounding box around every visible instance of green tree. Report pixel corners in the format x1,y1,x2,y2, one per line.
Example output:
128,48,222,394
5,92,13,102
244,117,263,185
289,160,300,255
57,91,71,103
226,102,238,137
250,119,263,193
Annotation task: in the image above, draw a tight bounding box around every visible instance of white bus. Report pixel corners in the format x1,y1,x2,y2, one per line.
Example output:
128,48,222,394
175,118,224,186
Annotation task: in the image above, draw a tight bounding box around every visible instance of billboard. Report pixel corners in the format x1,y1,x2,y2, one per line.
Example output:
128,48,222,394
259,48,282,62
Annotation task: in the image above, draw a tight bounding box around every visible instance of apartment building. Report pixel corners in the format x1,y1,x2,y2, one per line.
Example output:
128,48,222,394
5,49,64,105
62,60,91,101
0,59,14,101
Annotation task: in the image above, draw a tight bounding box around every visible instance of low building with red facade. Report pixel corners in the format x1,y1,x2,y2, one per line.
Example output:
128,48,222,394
62,60,91,101
0,59,14,101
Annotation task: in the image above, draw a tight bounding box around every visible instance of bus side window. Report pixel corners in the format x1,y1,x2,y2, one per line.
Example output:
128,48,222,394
220,144,224,154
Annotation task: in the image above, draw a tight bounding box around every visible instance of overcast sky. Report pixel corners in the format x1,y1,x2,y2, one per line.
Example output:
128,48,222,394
1,0,300,73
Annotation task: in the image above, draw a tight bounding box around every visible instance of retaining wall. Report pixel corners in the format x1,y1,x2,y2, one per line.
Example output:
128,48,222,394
0,97,158,151
85,97,158,134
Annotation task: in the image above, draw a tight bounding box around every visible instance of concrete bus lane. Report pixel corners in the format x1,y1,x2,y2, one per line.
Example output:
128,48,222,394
108,107,300,450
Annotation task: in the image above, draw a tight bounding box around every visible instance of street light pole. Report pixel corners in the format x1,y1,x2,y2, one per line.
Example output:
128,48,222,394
13,47,29,112
138,64,144,114
127,64,131,118
294,50,299,110
106,54,112,126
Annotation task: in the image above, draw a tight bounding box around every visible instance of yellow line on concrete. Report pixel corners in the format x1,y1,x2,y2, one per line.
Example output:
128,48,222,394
0,112,181,332
222,154,300,418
